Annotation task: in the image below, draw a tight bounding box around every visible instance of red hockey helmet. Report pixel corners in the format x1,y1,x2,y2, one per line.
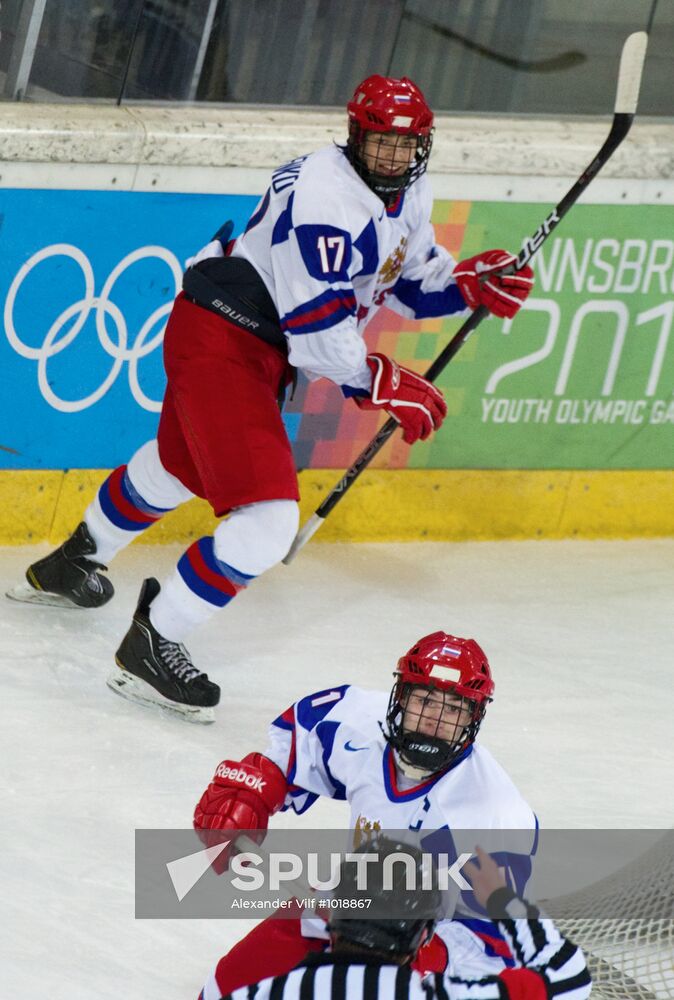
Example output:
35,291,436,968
345,75,434,205
347,75,434,136
385,632,494,775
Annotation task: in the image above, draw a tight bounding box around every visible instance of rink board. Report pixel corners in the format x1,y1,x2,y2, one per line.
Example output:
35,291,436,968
1,467,672,544
1,184,673,542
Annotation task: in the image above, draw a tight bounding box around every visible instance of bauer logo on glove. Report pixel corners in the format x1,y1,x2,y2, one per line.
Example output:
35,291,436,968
453,249,534,319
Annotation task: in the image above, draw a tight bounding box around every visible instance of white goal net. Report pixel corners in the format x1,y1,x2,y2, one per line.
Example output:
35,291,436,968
549,833,674,1000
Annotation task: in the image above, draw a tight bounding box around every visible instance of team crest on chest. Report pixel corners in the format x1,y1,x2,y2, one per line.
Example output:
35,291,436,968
378,236,408,284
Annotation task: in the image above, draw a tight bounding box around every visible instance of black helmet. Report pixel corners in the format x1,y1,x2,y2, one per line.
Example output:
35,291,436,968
328,837,441,959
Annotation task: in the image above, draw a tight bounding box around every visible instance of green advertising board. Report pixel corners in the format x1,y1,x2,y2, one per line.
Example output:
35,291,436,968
408,201,674,470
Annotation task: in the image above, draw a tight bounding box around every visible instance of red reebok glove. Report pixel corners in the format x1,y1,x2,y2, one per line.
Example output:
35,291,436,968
453,249,534,319
194,752,288,871
356,353,447,445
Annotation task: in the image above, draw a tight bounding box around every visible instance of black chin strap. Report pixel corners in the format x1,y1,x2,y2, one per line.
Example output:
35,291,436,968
368,173,409,207
343,145,408,206
398,731,456,773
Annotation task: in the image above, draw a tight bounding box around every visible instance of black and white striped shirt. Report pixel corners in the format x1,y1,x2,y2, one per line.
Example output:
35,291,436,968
219,912,591,1000
224,956,428,1000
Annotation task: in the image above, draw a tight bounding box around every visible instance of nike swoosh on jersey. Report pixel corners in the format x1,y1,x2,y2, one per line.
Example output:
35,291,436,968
344,740,369,752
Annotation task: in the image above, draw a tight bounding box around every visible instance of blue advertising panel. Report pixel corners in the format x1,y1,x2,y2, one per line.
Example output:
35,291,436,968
0,189,259,469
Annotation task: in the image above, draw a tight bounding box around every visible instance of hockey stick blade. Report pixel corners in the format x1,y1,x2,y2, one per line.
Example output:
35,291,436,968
211,219,234,249
615,31,648,114
283,513,326,564
405,12,585,74
282,32,648,565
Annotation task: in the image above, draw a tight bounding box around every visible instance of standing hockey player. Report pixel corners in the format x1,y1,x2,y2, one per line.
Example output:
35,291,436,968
8,75,534,723
193,630,540,996
216,842,590,1000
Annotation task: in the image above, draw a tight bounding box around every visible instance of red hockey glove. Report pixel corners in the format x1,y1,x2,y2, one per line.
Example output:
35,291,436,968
194,753,288,872
453,249,534,319
355,353,447,445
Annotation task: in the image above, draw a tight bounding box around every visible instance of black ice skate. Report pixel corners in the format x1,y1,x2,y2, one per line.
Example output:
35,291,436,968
6,521,114,609
107,577,220,724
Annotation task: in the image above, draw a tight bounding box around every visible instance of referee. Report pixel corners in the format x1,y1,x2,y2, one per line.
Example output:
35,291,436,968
214,842,591,1000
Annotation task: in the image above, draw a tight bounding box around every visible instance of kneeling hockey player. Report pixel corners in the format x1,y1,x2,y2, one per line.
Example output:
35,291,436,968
194,631,539,996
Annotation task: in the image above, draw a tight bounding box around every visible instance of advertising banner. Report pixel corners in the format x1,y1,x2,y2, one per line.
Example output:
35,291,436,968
1,189,672,471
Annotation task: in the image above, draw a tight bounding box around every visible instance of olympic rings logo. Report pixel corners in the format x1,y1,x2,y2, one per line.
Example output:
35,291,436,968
4,244,183,413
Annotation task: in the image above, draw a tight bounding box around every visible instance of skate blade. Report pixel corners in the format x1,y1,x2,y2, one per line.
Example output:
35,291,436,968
106,666,215,725
5,581,84,609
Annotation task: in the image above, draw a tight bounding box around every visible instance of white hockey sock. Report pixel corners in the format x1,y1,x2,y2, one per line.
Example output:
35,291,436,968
149,499,299,642
85,440,193,564
149,570,229,641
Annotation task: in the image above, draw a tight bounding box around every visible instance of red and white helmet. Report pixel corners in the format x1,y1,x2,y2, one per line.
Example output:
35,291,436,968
385,631,494,775
347,75,434,137
346,75,434,204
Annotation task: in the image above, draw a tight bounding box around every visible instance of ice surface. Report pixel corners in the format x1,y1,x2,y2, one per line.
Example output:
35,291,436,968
1,539,673,998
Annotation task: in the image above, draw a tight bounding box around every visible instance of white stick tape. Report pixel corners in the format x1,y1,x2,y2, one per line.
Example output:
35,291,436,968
614,31,648,115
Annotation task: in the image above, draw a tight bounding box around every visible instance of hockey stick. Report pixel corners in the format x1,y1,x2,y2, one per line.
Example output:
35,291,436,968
234,834,315,903
283,31,648,565
404,12,585,74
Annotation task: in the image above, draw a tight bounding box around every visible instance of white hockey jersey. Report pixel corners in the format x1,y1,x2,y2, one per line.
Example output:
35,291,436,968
265,684,538,948
232,145,468,392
